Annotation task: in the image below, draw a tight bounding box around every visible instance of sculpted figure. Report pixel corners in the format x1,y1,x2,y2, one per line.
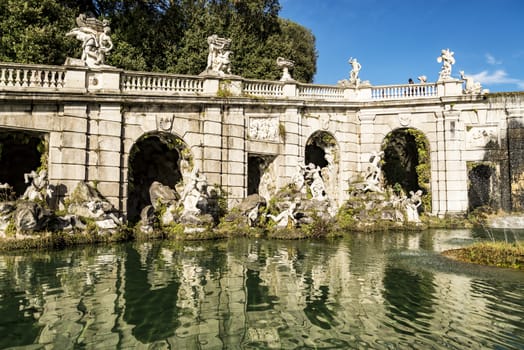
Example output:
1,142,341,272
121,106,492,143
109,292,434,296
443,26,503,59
205,35,232,75
66,14,113,67
96,21,113,65
309,166,327,201
437,48,455,81
22,169,53,202
181,168,208,216
405,190,423,222
460,71,483,94
267,201,297,228
348,57,362,86
363,151,384,193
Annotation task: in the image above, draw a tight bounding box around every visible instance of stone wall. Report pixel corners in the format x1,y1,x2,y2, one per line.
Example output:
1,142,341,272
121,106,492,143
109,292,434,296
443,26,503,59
1,63,523,217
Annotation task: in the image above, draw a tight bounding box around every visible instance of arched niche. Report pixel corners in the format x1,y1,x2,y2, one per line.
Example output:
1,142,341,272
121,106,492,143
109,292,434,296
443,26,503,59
381,128,431,212
304,131,339,202
127,132,192,223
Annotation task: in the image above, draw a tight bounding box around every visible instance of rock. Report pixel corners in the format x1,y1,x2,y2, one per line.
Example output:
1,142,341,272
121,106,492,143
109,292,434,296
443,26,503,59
14,201,45,233
149,181,179,210
96,219,118,230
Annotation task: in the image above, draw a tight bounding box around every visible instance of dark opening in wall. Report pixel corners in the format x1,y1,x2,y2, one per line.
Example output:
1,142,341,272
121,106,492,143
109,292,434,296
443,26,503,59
127,133,187,223
0,129,45,197
468,163,498,211
305,144,328,169
248,156,264,196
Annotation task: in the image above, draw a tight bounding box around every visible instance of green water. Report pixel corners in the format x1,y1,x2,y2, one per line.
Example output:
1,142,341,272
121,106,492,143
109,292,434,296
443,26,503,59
0,229,522,349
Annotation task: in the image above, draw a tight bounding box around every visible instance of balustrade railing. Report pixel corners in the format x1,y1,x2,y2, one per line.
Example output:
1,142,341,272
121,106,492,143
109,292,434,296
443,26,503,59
298,84,345,100
243,80,284,97
0,62,452,102
121,72,204,94
0,64,66,89
371,83,437,100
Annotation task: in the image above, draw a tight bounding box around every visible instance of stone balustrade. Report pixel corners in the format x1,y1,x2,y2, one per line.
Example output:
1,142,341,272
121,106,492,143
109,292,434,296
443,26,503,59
0,62,463,101
121,71,205,94
297,84,346,100
243,80,284,97
371,83,438,100
0,63,66,90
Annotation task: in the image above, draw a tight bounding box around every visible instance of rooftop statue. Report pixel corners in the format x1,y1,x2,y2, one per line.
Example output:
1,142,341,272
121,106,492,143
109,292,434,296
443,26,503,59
276,57,295,82
66,14,113,68
348,57,362,86
437,48,455,81
203,34,232,76
460,71,486,94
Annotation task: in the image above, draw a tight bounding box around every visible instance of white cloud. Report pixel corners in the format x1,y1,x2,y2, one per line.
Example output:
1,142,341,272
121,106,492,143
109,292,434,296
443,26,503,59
485,53,502,65
470,69,524,89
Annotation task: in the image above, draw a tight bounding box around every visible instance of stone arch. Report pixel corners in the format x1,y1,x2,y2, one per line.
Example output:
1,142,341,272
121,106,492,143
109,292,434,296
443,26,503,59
381,128,431,212
127,132,192,223
304,131,339,203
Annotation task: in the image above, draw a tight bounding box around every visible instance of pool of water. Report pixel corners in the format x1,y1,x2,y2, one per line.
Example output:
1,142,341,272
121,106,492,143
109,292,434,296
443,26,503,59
0,229,522,349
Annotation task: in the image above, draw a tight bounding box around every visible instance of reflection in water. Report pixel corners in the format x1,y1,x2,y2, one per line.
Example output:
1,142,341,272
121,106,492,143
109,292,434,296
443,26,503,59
0,230,521,349
383,266,435,336
123,244,180,343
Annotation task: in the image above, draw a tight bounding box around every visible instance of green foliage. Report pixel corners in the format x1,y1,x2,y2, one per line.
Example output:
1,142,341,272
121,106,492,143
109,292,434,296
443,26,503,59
0,0,317,82
0,0,77,64
443,241,524,270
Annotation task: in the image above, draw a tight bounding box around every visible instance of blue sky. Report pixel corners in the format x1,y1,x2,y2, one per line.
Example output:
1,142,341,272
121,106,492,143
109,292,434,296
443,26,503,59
280,0,524,92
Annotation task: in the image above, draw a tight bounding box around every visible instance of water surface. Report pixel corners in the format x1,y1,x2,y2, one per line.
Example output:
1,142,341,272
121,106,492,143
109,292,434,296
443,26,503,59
0,229,522,349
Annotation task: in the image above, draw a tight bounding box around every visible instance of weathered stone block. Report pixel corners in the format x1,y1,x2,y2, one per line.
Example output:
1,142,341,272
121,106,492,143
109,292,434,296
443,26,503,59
50,164,86,181
96,120,122,137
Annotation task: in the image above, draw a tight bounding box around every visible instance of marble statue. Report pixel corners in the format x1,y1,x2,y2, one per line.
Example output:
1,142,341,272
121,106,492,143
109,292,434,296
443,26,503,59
405,190,423,223
204,35,232,75
22,169,53,202
180,168,208,217
417,75,427,83
460,71,483,94
348,57,362,86
266,201,297,228
363,151,384,193
309,165,328,201
66,14,113,67
437,48,455,81
276,57,295,82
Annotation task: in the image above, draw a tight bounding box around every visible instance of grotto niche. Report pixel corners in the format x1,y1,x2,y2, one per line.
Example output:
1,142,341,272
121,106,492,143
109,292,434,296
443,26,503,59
382,128,431,212
248,155,277,200
305,131,339,203
127,132,192,223
0,129,47,198
467,162,499,211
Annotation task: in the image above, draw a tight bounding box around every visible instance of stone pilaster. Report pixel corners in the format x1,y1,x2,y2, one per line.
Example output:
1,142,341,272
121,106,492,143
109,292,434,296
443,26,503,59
86,103,124,210
49,103,89,207
222,106,247,206
201,106,223,188
433,110,468,215
281,106,301,185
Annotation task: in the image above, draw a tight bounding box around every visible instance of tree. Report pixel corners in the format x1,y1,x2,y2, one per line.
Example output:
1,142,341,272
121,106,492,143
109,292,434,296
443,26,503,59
0,0,317,82
0,0,77,64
